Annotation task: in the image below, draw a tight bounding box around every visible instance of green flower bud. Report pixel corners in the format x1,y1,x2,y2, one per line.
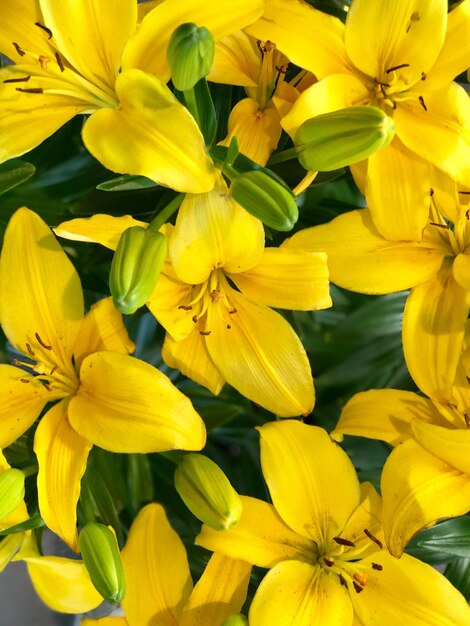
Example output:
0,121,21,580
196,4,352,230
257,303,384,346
230,169,298,231
79,523,125,605
294,105,395,171
221,614,249,626
167,23,215,91
175,454,243,531
109,226,167,315
0,469,25,520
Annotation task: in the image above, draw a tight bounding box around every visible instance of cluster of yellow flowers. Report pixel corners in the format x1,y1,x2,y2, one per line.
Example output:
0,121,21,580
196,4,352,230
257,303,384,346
0,0,469,624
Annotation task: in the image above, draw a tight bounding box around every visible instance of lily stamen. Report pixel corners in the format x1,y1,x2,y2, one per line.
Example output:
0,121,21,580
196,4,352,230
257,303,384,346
34,22,53,39
35,333,52,350
364,528,383,549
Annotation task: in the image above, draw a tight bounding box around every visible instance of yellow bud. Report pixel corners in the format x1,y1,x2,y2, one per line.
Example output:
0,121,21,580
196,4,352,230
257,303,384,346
175,454,243,530
294,105,395,171
109,226,167,315
79,523,125,605
0,469,25,520
167,23,215,91
222,614,249,626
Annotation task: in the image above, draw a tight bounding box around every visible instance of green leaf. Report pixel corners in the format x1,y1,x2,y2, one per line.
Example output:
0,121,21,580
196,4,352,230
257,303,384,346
97,175,158,192
444,558,470,601
406,517,470,563
0,160,35,195
0,513,44,535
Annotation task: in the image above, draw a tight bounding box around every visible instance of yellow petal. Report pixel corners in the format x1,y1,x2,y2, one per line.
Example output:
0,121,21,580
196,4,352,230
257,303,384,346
219,99,282,166
205,289,314,417
82,619,128,626
121,503,192,626
366,139,431,241
69,352,206,452
259,421,361,544
403,263,468,402
381,439,470,557
0,365,48,448
353,551,470,626
162,332,225,396
82,69,216,193
246,0,351,78
249,560,353,626
339,482,383,559
230,248,331,310
55,214,147,250
122,0,264,80
344,0,446,82
208,32,260,87
412,420,470,475
39,0,136,90
0,534,25,573
197,495,315,568
148,273,199,342
34,401,93,552
0,207,84,368
180,554,251,626
333,389,441,446
453,253,470,291
0,0,55,63
73,297,135,369
283,209,445,294
169,180,264,284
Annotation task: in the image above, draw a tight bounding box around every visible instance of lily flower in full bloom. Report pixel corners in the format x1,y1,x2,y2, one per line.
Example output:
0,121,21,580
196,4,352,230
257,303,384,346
0,208,206,551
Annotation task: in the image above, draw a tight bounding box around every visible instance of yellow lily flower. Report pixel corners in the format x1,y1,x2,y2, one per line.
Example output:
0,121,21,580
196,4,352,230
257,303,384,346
0,0,265,192
81,502,251,626
197,420,470,626
247,0,470,240
0,207,206,551
56,175,331,417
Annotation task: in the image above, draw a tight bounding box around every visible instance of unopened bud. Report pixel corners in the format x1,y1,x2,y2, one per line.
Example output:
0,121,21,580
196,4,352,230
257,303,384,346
110,226,167,315
0,469,25,520
167,23,215,91
79,523,125,605
230,169,298,231
175,454,243,531
221,614,249,626
294,106,395,171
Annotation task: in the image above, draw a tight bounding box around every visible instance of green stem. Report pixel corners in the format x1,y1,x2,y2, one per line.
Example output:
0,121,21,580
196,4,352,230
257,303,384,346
21,465,38,478
148,193,185,231
267,147,299,166
183,86,200,127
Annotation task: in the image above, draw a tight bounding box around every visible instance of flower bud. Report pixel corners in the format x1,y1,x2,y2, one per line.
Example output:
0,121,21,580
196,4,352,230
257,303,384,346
221,614,249,626
294,105,395,171
167,23,215,91
230,169,298,231
0,469,25,520
79,523,125,605
175,454,243,531
109,226,167,315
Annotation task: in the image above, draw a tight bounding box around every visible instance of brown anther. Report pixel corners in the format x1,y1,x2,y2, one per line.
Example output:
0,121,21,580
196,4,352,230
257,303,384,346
12,42,26,56
3,75,31,84
35,333,52,350
385,63,410,74
50,365,57,375
464,414,470,428
264,40,276,53
178,305,193,311
339,573,347,587
323,557,334,567
353,581,364,594
20,378,30,384
406,11,420,33
364,528,383,549
372,562,383,571
466,376,470,385
459,191,470,195
429,222,449,229
25,343,35,357
38,55,50,70
55,52,65,72
448,402,458,409
228,308,237,315
421,71,426,81
333,536,355,547
429,188,435,196
192,315,198,323
353,572,368,587
256,40,265,54
35,22,53,39
200,330,212,336
466,209,470,220
210,289,223,302
16,87,44,94
418,95,427,111
42,382,53,391
226,324,232,329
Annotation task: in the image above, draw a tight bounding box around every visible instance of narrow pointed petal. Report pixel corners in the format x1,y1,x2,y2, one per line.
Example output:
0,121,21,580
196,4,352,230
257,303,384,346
412,420,470,475
230,248,331,310
381,439,470,557
0,207,84,365
82,70,216,193
34,401,93,551
246,0,351,78
283,209,445,293
0,365,48,448
121,503,192,626
259,421,361,544
208,32,259,87
345,0,446,82
180,554,251,626
205,291,314,417
353,552,470,626
366,139,431,241
170,182,264,284
403,263,468,402
197,495,315,568
73,297,134,369
147,274,199,342
162,332,225,396
249,561,353,626
69,352,206,453
122,0,264,80
55,215,146,250
395,83,470,184
333,389,441,446
453,253,470,291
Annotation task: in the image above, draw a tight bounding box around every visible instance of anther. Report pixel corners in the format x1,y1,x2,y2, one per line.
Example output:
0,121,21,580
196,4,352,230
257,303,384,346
406,12,420,33
464,414,470,428
353,572,368,587
226,324,231,329
42,382,53,392
192,315,198,323
421,71,426,81
178,305,193,311
333,536,355,547
429,188,434,196
448,402,458,409
430,222,449,229
372,562,383,571
466,209,470,221
3,75,31,84
55,52,65,72
210,290,223,302
50,365,57,375
16,87,44,94
323,557,334,567
25,343,35,357
466,376,470,385
353,581,364,594
35,22,53,39
200,330,212,336
38,55,50,70
385,63,410,74
12,42,26,56
418,95,427,111
35,333,52,350
20,379,30,384
364,528,383,549
339,573,347,588
228,308,237,315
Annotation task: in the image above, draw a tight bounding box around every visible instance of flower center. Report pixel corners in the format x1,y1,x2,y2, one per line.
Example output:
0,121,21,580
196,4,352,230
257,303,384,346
247,40,287,110
369,64,427,115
